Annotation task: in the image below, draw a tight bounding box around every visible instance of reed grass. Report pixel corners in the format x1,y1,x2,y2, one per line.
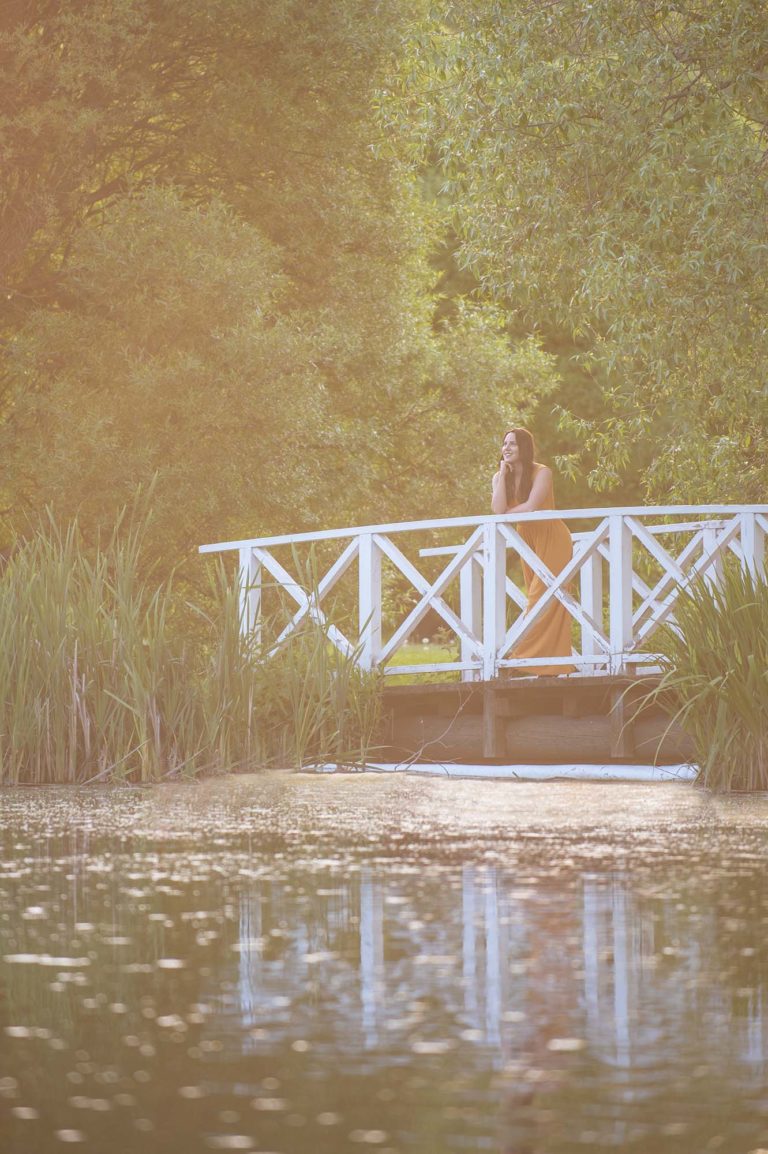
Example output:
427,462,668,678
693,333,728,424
0,514,382,785
646,563,768,792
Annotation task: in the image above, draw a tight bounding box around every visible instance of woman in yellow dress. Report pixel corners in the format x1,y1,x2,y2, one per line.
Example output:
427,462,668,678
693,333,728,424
491,427,575,675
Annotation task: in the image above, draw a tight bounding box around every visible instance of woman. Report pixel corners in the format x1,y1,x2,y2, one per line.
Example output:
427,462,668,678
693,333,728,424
491,427,575,675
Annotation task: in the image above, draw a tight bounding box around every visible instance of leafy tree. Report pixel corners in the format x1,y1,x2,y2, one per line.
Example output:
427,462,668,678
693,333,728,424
2,0,549,565
2,186,553,555
2,187,329,562
382,0,768,500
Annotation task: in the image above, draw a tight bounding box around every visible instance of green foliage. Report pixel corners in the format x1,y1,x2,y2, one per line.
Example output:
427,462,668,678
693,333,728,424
0,510,382,784
250,621,383,770
0,0,414,318
1,0,542,561
383,0,768,501
378,317,562,522
646,565,768,792
385,640,460,684
2,187,326,564
10,0,761,576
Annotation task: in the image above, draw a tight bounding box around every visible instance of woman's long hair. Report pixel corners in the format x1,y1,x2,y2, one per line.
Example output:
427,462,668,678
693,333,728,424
502,427,536,506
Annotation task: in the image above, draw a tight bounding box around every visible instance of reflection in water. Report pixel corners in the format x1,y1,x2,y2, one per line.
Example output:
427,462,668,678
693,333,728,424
360,870,384,1049
231,867,768,1078
2,780,768,1154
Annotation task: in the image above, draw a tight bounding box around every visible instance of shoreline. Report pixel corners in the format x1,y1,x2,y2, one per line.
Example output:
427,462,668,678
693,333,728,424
316,761,698,782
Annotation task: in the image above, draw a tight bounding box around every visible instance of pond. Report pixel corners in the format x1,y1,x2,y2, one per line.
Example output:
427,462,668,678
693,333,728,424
1,773,768,1154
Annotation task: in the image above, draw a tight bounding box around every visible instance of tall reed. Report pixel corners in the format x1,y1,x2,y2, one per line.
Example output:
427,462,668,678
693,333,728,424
0,515,382,785
647,563,768,792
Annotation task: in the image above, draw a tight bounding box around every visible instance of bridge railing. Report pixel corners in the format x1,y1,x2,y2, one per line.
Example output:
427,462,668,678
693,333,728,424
199,506,768,680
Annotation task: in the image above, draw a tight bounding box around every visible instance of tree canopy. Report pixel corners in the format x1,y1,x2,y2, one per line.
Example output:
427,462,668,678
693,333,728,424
2,0,765,570
382,0,768,498
1,0,541,565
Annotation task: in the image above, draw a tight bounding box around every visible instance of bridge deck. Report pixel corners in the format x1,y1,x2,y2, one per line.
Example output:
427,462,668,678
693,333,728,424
196,504,768,765
380,674,693,765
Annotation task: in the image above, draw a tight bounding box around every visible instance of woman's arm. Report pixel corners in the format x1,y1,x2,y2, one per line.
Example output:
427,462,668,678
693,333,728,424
490,465,509,514
505,466,553,513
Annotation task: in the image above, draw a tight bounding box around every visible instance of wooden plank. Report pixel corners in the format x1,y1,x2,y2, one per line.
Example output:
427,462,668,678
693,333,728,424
609,687,636,760
482,687,507,758
563,695,590,719
384,712,694,765
379,676,693,764
495,695,531,719
626,514,689,586
382,674,656,702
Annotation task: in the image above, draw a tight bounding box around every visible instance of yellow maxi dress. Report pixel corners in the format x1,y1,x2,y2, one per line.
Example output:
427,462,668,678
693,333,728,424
512,471,575,676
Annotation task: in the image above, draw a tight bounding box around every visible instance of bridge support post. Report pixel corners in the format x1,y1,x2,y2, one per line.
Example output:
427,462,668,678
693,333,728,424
460,552,483,683
609,687,636,759
608,516,633,676
238,546,262,641
580,549,604,670
482,685,507,759
741,512,766,579
358,533,382,671
483,523,506,681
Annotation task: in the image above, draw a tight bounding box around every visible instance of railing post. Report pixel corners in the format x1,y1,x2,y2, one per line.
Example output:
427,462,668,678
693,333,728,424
460,550,483,682
741,512,766,579
580,548,604,666
238,546,262,641
483,522,506,681
608,515,633,675
701,521,724,589
358,532,382,671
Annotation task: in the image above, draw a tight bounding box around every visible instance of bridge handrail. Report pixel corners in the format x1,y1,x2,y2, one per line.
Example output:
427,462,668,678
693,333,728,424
199,505,768,554
419,518,749,556
199,505,768,681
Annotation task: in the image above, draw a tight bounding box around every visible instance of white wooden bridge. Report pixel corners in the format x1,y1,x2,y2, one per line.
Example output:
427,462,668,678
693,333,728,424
199,506,767,683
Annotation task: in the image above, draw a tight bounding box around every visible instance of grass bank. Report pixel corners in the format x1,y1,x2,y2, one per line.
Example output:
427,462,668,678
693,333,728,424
384,640,460,684
0,516,381,785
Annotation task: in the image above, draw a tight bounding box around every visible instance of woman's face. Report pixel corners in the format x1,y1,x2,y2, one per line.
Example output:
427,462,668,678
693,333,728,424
501,432,519,465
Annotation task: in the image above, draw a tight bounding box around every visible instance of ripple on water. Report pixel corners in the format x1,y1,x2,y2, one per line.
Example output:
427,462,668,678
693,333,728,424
2,776,768,1154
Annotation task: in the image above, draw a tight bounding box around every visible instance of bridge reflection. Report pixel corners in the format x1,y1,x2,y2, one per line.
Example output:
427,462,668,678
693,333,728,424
233,868,768,1076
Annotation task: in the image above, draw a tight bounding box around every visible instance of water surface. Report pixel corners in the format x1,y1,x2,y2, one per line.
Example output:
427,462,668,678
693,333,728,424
2,773,768,1153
